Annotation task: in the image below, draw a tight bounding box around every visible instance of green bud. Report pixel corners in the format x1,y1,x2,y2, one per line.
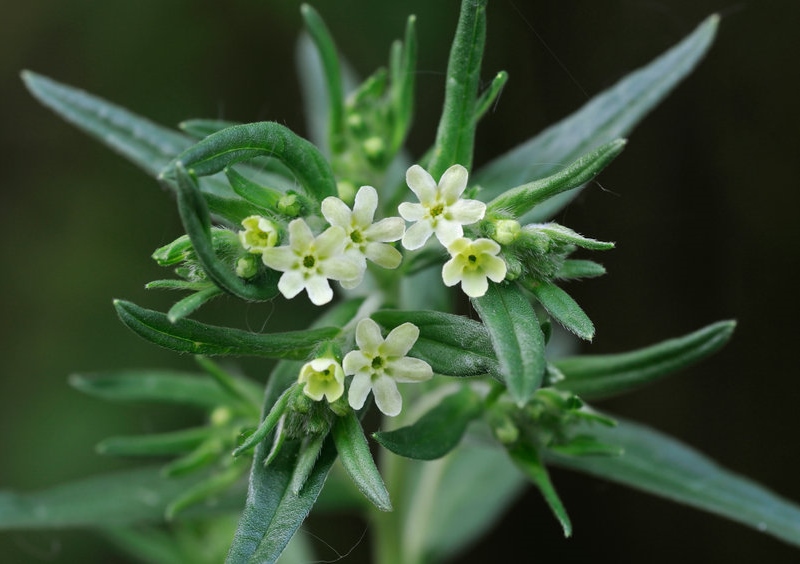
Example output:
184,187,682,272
236,255,259,279
152,234,193,266
362,136,386,164
492,415,520,445
277,193,302,217
492,219,521,245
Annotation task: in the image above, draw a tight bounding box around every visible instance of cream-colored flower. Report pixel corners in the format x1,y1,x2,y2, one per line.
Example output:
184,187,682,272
442,237,507,298
298,357,345,402
239,215,279,253
398,164,486,250
261,218,362,305
321,185,405,288
343,318,433,417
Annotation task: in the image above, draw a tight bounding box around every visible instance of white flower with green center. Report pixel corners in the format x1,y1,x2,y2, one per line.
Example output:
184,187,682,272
343,318,433,417
442,237,508,297
261,218,362,305
398,164,486,250
239,215,279,253
321,185,405,288
298,357,345,402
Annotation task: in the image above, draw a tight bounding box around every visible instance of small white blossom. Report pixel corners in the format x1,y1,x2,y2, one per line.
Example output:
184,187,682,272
298,357,345,402
261,218,362,305
321,185,405,288
398,164,486,250
343,318,433,417
442,237,507,297
239,215,279,253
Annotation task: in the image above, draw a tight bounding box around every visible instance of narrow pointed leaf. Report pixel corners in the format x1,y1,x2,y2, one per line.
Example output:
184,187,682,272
180,119,240,139
0,466,237,529
165,462,246,520
114,299,339,360
471,283,546,404
97,427,211,457
486,140,625,217
372,310,499,378
428,0,488,177
475,15,719,221
533,223,614,250
69,370,230,408
509,443,572,537
557,259,606,280
167,121,337,203
527,281,594,341
374,386,483,460
167,285,224,323
545,416,800,547
332,412,392,511
225,166,283,212
553,320,736,400
172,163,280,301
21,70,192,177
474,71,509,122
389,15,417,152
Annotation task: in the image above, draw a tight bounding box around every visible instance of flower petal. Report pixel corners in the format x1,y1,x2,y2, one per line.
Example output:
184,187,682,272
261,246,298,271
406,164,437,203
483,255,508,282
441,257,464,287
277,270,306,299
438,164,469,202
433,220,463,245
365,243,402,269
460,270,490,298
343,350,370,375
390,357,433,383
447,199,486,224
352,185,378,227
364,217,405,243
402,220,433,250
372,375,402,417
355,318,384,353
322,256,363,281
348,372,373,410
382,322,419,357
315,225,347,257
398,202,426,222
321,196,353,228
288,218,314,250
305,275,334,305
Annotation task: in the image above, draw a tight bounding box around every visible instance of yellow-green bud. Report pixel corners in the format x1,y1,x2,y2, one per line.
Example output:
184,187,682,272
236,255,259,279
492,219,521,245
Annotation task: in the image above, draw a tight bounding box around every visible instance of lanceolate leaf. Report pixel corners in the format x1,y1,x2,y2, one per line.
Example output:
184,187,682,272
21,71,193,178
69,370,231,409
527,281,595,341
471,283,546,405
553,320,736,400
372,310,499,378
332,411,392,511
374,386,483,460
114,299,338,360
96,427,211,457
475,15,719,222
427,0,488,177
545,416,800,547
0,466,240,530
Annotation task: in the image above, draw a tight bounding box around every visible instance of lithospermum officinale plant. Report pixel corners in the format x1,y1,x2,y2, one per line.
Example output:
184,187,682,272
6,1,800,562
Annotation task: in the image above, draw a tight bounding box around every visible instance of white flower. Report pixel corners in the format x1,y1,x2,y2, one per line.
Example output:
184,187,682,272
261,218,362,305
398,164,486,250
239,215,279,253
343,318,433,417
298,357,345,402
442,237,507,298
321,185,405,288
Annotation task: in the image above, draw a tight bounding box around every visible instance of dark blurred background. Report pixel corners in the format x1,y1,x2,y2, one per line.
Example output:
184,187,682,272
2,1,799,562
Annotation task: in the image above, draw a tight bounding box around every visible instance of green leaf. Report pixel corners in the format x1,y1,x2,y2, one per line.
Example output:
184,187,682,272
374,386,483,460
96,427,211,457
166,121,337,204
509,443,572,537
0,466,237,530
533,223,614,251
372,310,499,378
225,166,283,213
553,320,736,400
300,4,345,154
389,15,417,153
332,411,392,511
556,259,606,280
427,0,488,177
167,285,224,323
475,15,719,222
69,370,230,409
173,163,281,301
21,70,193,177
486,139,626,217
471,283,546,404
545,416,800,547
474,71,509,122
526,281,595,341
114,299,339,360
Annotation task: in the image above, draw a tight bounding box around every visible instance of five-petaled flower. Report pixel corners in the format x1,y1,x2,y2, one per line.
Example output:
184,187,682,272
298,357,345,402
239,215,279,253
442,237,507,297
343,318,433,417
398,164,486,250
321,185,405,288
261,218,362,305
